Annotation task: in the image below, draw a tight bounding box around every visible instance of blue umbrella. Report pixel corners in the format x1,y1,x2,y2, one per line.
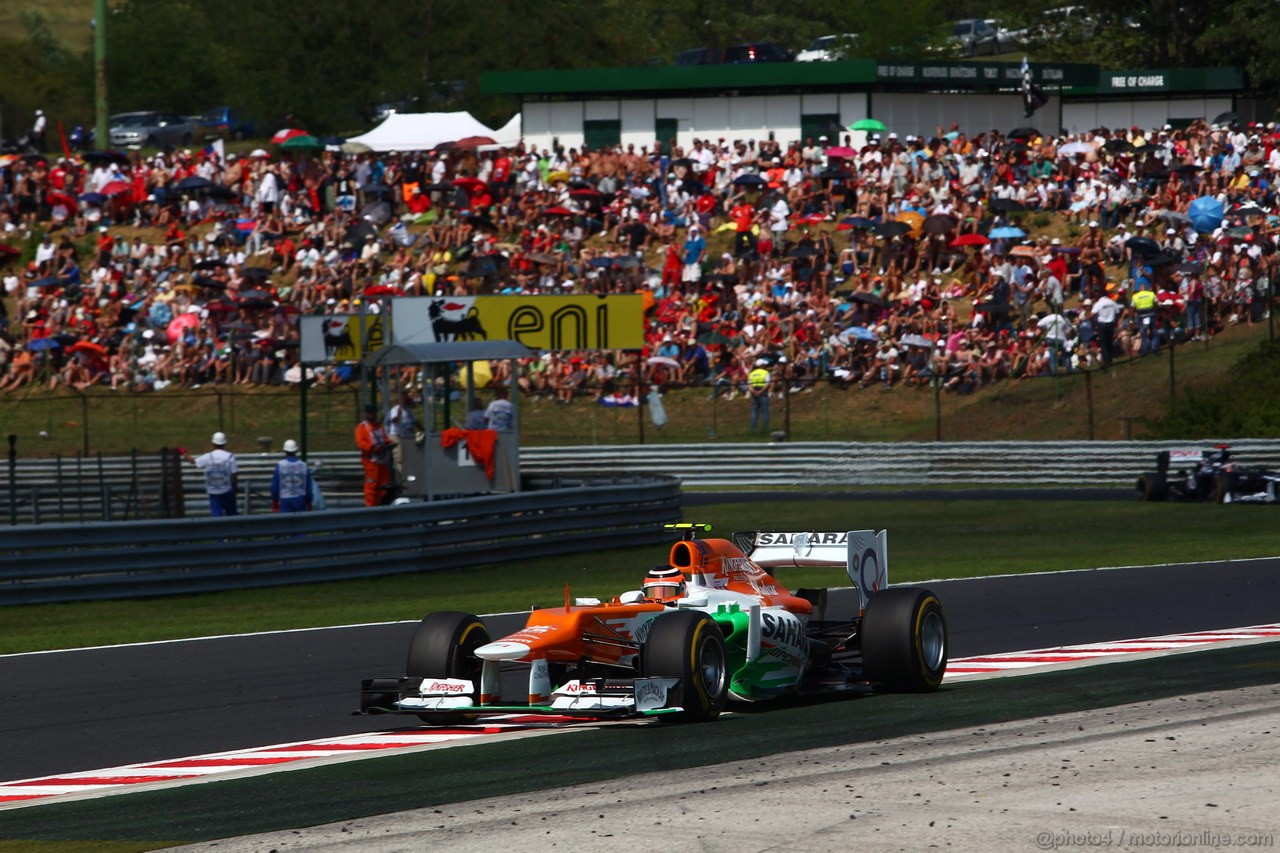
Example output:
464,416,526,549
841,325,878,342
175,176,213,191
732,173,767,187
79,192,106,205
1188,196,1225,233
988,226,1026,240
25,337,61,351
30,276,61,288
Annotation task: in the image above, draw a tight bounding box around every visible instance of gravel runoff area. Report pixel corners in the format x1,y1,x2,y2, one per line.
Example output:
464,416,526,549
165,684,1280,853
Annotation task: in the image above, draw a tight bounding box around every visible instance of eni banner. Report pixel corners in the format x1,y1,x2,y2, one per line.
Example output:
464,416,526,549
391,295,644,351
299,314,385,364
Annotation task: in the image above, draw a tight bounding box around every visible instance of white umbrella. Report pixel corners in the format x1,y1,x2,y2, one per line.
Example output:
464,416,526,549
1058,141,1094,156
900,333,933,349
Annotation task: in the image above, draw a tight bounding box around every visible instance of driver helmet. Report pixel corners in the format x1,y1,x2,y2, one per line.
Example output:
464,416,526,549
642,565,686,602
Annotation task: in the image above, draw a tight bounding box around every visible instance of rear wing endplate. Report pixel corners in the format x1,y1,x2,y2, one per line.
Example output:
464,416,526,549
747,530,888,612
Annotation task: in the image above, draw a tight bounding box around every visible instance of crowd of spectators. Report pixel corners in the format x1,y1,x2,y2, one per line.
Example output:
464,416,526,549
1,115,1278,404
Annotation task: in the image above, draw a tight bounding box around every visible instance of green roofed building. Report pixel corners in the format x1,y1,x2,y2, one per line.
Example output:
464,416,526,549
481,60,1245,152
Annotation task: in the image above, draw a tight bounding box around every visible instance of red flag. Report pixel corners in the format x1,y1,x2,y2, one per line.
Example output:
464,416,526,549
57,120,70,159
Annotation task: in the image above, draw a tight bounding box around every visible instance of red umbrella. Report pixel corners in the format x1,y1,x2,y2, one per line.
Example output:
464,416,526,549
68,340,108,357
362,284,401,296
452,176,486,192
543,206,576,216
0,243,21,256
271,128,309,144
951,234,990,247
451,135,496,149
167,313,200,343
46,191,77,209
100,180,132,197
825,146,856,158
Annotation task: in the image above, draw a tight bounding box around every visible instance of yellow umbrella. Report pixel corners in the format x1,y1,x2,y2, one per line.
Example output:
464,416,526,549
896,210,924,239
455,358,493,390
546,170,570,184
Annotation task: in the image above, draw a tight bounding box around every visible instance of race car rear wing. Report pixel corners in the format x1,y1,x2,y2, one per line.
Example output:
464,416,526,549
746,530,888,612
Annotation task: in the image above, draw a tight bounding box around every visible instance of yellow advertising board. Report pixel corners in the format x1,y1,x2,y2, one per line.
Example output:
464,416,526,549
390,295,645,351
298,314,385,363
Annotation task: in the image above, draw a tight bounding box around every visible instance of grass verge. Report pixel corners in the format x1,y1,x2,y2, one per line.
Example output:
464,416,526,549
4,498,1279,654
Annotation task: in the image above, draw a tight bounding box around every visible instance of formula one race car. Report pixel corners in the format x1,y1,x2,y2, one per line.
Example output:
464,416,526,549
360,523,947,724
1137,446,1280,504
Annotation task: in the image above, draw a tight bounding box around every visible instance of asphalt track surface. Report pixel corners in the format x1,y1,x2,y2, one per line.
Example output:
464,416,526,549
4,551,1279,785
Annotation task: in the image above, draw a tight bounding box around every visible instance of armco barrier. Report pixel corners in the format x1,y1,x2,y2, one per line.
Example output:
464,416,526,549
520,440,1280,487
0,474,680,605
9,440,1280,522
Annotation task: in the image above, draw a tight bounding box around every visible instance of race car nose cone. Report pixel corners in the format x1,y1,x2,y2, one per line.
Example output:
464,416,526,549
475,640,531,661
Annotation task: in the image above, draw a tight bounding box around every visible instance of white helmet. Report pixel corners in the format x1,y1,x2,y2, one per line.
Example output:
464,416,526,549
282,439,299,453
211,431,228,446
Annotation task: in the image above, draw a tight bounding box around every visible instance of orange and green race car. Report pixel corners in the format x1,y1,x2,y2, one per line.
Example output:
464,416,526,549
360,523,947,723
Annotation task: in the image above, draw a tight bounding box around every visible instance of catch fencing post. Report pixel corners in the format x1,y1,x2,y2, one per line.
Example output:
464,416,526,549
6,434,15,526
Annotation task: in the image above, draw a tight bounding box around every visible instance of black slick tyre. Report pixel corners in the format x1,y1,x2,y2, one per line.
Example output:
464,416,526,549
861,587,947,692
405,611,489,723
1137,472,1167,502
641,610,728,722
1214,472,1234,504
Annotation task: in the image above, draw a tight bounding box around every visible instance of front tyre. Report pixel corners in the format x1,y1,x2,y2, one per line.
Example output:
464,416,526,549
861,587,947,692
405,611,490,723
641,610,728,722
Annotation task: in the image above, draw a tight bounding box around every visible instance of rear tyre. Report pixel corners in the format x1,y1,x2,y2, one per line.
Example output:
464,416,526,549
641,610,728,722
861,587,947,692
405,611,490,723
1137,472,1167,502
1214,472,1235,504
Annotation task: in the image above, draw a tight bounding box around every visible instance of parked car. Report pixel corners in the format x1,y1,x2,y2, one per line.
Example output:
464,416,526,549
196,106,256,140
948,19,1000,56
984,19,1023,52
722,42,794,63
796,34,859,62
674,47,719,66
108,111,194,149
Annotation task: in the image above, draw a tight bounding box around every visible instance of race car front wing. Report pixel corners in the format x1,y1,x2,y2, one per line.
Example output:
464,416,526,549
359,676,686,720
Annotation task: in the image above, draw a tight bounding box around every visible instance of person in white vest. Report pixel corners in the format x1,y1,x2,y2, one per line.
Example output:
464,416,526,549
184,432,239,517
270,439,313,513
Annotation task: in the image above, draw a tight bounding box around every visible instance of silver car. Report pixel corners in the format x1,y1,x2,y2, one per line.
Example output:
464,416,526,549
108,111,195,149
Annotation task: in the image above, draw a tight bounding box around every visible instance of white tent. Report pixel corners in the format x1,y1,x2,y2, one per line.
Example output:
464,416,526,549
345,111,497,152
491,114,522,148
